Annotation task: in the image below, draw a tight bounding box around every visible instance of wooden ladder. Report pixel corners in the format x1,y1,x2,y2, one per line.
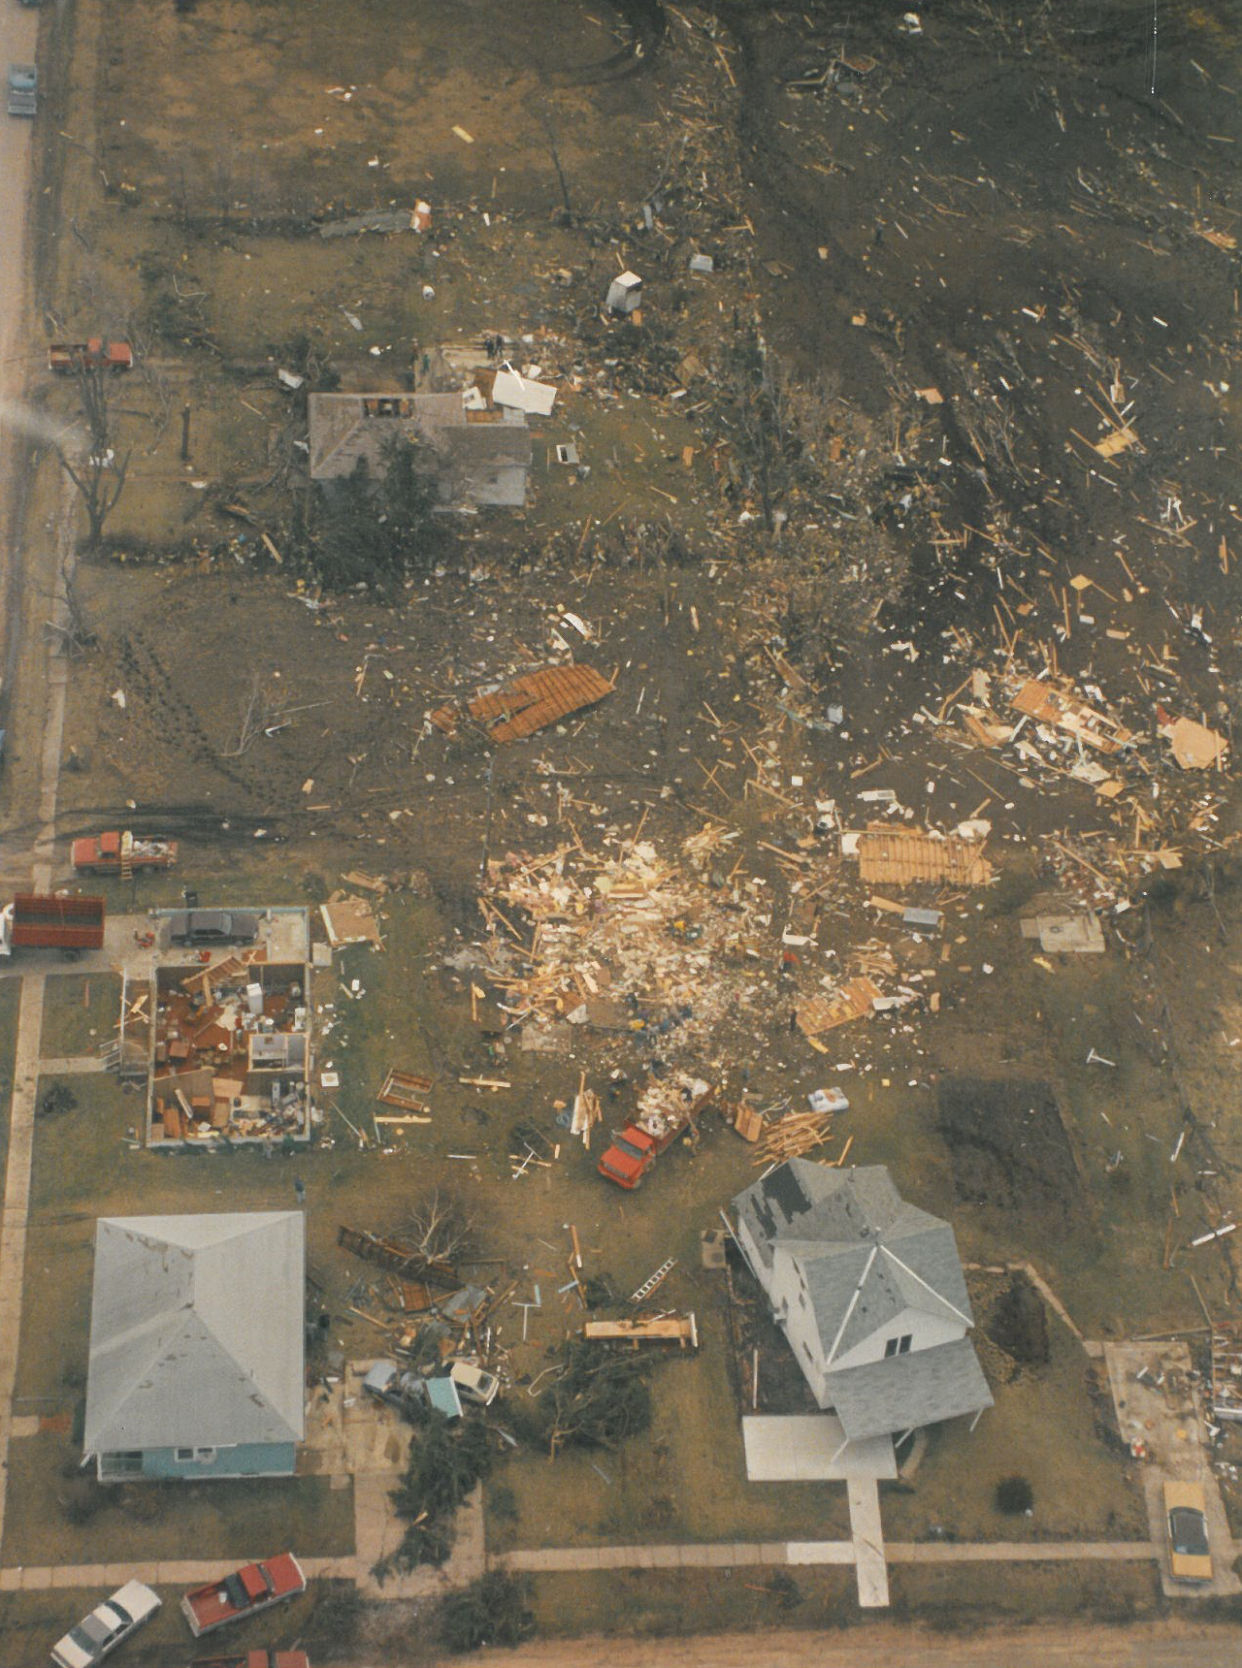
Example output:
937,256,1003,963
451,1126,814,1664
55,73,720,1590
629,1257,676,1305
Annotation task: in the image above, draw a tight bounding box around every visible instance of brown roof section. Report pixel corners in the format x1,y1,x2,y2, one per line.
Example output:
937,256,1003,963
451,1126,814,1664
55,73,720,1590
796,977,882,1037
430,664,614,743
856,828,993,887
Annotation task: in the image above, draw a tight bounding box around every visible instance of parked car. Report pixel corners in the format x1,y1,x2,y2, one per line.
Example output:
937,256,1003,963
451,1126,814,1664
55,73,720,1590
167,908,260,946
450,1358,501,1407
50,1580,161,1668
1164,1479,1212,1582
7,62,36,117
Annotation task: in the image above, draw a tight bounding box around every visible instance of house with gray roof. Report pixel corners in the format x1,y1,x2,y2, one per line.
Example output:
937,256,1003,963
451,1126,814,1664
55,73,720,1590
307,390,531,509
82,1212,304,1483
730,1161,991,1447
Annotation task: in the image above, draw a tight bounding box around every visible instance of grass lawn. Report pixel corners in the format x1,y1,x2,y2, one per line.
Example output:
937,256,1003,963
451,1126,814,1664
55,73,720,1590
1,1432,353,1566
527,1567,855,1639
886,1559,1163,1624
0,975,21,1181
491,1299,850,1553
40,974,122,1060
880,1293,1146,1544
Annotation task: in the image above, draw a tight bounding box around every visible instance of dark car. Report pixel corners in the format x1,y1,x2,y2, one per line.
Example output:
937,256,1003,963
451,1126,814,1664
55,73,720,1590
167,908,261,946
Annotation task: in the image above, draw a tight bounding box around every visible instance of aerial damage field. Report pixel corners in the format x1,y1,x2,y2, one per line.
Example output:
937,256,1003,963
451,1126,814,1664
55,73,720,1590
3,0,1242,1659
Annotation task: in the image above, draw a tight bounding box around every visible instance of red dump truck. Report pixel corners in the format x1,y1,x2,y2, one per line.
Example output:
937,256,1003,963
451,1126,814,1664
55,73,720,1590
48,339,134,374
0,894,105,957
598,1076,716,1190
72,830,178,875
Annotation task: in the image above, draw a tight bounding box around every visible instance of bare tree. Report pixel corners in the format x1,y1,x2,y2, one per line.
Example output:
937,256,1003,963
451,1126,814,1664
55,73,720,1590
43,557,98,658
57,367,131,549
403,1189,474,1271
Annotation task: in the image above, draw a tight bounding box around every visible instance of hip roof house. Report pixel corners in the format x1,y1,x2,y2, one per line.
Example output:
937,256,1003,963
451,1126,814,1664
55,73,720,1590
82,1212,305,1483
730,1161,991,1449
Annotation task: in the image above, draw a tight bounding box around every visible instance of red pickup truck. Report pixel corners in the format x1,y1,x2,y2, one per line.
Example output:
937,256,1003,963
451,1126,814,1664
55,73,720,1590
194,1655,310,1668
49,339,134,374
71,830,178,875
181,1554,306,1637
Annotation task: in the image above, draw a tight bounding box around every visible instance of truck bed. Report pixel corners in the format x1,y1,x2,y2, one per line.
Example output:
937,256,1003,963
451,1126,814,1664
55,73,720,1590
181,1554,306,1636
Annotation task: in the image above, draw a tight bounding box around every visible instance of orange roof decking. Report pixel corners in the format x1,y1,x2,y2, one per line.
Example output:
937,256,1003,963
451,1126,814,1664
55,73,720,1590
430,664,614,743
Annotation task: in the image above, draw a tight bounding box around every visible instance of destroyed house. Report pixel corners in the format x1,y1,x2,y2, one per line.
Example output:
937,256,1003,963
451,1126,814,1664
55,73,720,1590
83,1212,304,1482
148,949,312,1147
307,390,531,509
731,1161,992,1447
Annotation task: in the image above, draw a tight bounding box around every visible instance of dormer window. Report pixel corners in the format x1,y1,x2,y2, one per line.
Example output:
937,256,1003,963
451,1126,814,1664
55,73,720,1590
884,1333,913,1357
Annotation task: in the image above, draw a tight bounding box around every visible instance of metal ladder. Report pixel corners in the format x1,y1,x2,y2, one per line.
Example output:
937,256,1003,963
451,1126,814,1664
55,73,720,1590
629,1257,676,1305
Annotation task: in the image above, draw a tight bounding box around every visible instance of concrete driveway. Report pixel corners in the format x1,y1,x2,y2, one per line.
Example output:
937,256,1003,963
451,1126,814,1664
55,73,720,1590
1104,1340,1241,1599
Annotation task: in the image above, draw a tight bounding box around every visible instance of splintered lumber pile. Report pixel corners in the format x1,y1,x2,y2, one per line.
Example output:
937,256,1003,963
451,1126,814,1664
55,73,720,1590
753,1111,834,1165
479,835,773,1046
570,1073,602,1146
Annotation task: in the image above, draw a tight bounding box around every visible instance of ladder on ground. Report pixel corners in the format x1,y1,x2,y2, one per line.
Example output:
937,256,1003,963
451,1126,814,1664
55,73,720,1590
629,1257,676,1305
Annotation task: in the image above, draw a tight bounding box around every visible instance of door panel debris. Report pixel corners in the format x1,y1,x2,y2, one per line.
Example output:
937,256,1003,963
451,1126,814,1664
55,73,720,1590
856,828,993,888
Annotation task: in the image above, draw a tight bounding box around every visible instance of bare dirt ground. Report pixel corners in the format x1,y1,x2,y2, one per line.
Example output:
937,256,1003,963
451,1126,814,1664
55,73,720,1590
4,0,1242,1656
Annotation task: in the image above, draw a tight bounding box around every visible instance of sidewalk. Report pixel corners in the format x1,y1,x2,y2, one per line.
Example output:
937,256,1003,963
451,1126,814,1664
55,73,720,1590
0,972,45,1557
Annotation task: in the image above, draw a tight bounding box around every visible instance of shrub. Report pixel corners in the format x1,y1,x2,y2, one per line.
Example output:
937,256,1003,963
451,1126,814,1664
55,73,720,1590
995,1475,1034,1515
436,1572,534,1653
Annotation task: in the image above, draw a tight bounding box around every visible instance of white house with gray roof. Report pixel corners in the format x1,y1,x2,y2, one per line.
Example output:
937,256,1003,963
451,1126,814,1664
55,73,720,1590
82,1212,304,1483
730,1162,991,1446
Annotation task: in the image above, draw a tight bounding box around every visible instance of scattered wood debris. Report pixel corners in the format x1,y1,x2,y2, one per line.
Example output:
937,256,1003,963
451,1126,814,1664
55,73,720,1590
752,1110,835,1164
1010,678,1133,753
378,1067,433,1112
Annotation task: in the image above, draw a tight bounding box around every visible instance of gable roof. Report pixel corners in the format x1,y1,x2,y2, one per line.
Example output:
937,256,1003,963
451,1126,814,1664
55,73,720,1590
83,1213,304,1454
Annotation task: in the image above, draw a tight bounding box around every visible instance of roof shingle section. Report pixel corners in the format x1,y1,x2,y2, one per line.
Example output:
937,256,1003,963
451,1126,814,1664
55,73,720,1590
822,1338,994,1439
83,1213,305,1454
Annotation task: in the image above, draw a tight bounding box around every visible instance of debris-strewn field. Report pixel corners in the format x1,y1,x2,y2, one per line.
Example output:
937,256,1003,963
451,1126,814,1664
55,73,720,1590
5,0,1242,1656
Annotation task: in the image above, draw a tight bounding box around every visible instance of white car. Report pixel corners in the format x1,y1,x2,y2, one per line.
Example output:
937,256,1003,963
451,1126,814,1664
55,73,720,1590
450,1358,501,1406
50,1581,161,1668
